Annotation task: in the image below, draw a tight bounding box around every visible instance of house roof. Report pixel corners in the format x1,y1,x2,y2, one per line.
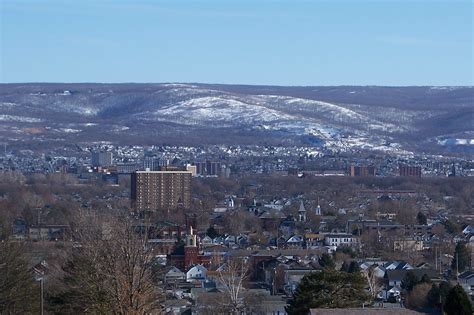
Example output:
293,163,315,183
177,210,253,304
459,270,474,280
386,269,438,282
310,308,428,315
287,235,304,243
384,261,413,270
259,209,286,219
187,264,207,273
165,266,184,274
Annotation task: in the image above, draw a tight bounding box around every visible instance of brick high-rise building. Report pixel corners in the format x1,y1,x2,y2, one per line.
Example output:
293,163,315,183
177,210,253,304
206,161,221,176
131,170,192,211
349,165,376,177
398,164,421,177
194,160,222,176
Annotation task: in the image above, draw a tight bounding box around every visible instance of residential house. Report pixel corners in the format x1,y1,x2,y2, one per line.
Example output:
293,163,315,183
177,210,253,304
304,233,324,248
186,264,207,282
164,267,186,285
286,235,304,249
459,270,474,299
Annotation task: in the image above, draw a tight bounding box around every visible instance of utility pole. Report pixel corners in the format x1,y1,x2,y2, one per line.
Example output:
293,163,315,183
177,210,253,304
37,277,44,315
41,277,44,315
456,252,459,282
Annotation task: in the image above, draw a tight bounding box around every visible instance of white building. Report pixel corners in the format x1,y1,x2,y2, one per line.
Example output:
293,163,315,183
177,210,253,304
186,264,207,282
324,233,359,247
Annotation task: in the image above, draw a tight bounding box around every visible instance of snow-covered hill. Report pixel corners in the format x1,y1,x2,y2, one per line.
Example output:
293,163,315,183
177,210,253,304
0,83,472,155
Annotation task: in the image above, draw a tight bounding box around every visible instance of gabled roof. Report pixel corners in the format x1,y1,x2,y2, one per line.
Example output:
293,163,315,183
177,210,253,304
201,235,212,242
187,264,207,273
287,235,304,243
386,269,438,282
459,270,474,280
166,266,184,274
462,225,474,234
384,261,413,270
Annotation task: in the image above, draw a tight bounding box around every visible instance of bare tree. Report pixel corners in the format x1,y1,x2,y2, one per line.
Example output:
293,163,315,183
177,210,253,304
406,282,432,309
50,213,163,314
211,257,250,314
363,266,383,300
0,241,40,314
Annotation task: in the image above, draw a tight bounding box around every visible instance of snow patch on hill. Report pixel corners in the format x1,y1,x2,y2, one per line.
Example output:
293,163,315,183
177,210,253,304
153,96,294,126
0,115,43,123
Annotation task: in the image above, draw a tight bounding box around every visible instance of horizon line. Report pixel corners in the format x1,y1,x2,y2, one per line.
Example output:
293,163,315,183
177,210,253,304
1,82,473,88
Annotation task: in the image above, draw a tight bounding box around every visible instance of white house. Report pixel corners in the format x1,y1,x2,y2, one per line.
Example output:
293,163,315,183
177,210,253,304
286,235,304,248
186,264,207,282
164,267,186,284
200,235,213,245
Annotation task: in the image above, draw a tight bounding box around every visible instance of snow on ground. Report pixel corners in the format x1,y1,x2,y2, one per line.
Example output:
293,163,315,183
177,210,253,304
438,138,474,145
0,115,42,123
154,96,294,126
56,128,82,133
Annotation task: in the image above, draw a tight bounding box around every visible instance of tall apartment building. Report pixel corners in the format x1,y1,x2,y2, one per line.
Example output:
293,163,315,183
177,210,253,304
194,160,222,176
91,151,113,167
349,165,375,177
143,157,168,171
206,161,221,176
399,164,422,177
194,161,207,176
131,170,192,211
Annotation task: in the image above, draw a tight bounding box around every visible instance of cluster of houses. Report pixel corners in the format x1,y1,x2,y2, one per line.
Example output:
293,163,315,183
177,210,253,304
159,245,448,314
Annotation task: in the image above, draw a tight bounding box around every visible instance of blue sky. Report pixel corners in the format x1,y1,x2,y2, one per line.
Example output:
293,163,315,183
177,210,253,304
1,0,472,85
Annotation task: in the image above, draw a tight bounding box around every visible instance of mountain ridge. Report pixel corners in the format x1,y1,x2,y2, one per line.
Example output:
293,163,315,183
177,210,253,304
0,83,472,155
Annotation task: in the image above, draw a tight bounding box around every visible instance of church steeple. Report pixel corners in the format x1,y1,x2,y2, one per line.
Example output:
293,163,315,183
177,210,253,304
184,226,198,268
298,200,307,222
186,226,197,247
315,197,321,216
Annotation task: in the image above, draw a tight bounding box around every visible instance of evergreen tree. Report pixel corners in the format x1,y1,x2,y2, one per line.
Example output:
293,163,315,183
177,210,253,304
451,242,471,273
341,261,360,273
401,270,419,292
318,253,335,269
438,281,452,303
340,261,349,272
206,225,219,239
416,212,427,225
426,284,440,308
444,284,472,315
419,273,431,284
286,269,370,315
427,281,452,308
348,261,360,273
444,220,460,234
